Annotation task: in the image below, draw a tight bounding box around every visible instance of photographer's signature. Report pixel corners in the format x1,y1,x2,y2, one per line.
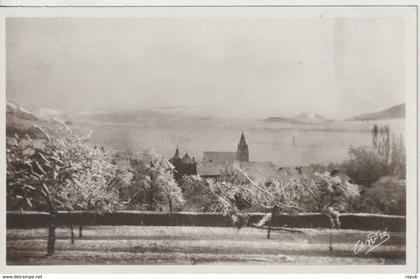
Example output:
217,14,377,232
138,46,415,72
353,229,390,255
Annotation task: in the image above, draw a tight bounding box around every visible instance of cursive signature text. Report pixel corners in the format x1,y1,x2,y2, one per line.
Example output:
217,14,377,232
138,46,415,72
353,228,390,255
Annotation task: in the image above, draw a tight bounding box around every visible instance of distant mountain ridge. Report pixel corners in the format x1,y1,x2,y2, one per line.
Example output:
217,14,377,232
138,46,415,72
264,116,302,124
264,112,330,124
294,112,329,122
6,101,405,166
348,104,405,121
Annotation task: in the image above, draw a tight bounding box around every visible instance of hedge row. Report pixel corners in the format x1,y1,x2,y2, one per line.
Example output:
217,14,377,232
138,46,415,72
6,211,406,232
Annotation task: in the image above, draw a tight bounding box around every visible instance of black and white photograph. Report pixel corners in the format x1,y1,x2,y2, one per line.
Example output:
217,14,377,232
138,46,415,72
0,4,418,273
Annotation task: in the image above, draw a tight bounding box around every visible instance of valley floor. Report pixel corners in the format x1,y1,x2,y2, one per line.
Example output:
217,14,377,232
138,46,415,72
7,226,405,265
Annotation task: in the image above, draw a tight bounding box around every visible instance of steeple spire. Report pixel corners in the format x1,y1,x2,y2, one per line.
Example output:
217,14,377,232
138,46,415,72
237,132,249,162
239,131,247,145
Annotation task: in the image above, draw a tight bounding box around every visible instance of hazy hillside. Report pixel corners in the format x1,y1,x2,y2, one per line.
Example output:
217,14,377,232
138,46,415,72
6,102,70,138
72,110,195,126
6,102,37,121
348,104,405,121
6,114,43,138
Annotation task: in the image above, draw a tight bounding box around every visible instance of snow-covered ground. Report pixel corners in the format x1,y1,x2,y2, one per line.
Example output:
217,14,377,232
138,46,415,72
7,226,405,265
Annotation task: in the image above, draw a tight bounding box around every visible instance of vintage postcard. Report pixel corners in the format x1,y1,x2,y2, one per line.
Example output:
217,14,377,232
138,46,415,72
0,3,418,274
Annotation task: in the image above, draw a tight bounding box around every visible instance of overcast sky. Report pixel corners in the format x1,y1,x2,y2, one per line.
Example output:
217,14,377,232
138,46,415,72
6,17,406,119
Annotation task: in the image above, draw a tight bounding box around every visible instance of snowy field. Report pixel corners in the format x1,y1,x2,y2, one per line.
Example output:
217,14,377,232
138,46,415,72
7,226,405,265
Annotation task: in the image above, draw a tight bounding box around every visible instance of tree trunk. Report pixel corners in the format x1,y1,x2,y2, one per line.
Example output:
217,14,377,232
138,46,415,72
149,189,156,211
267,206,276,239
70,223,74,244
47,211,56,256
168,195,173,212
42,183,57,256
79,224,83,238
329,233,333,254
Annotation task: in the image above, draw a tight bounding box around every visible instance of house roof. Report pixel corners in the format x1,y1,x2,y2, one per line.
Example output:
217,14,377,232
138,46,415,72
330,169,351,182
277,166,315,178
197,162,227,177
113,158,131,168
112,151,131,159
240,161,280,182
278,167,299,177
198,161,316,181
164,160,175,170
202,151,237,163
181,153,195,164
197,161,280,181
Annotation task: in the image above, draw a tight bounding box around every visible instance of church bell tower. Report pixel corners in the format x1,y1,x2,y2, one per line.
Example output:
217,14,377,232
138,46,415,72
237,132,249,162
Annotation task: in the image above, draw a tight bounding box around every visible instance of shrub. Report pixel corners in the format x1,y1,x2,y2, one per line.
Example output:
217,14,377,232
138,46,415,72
179,175,213,212
341,147,390,187
362,176,406,215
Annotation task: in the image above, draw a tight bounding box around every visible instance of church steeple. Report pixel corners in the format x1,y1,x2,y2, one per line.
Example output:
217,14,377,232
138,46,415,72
237,132,249,162
170,146,181,166
239,132,246,145
173,146,181,159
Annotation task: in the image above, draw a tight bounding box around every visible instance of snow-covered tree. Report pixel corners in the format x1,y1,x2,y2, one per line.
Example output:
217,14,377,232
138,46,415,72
128,150,184,212
6,120,128,255
190,162,360,230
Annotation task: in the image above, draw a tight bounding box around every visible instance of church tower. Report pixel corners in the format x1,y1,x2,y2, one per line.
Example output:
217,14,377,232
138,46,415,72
237,132,249,162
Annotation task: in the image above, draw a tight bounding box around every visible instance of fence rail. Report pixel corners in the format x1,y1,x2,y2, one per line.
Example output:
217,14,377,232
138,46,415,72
6,211,406,232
